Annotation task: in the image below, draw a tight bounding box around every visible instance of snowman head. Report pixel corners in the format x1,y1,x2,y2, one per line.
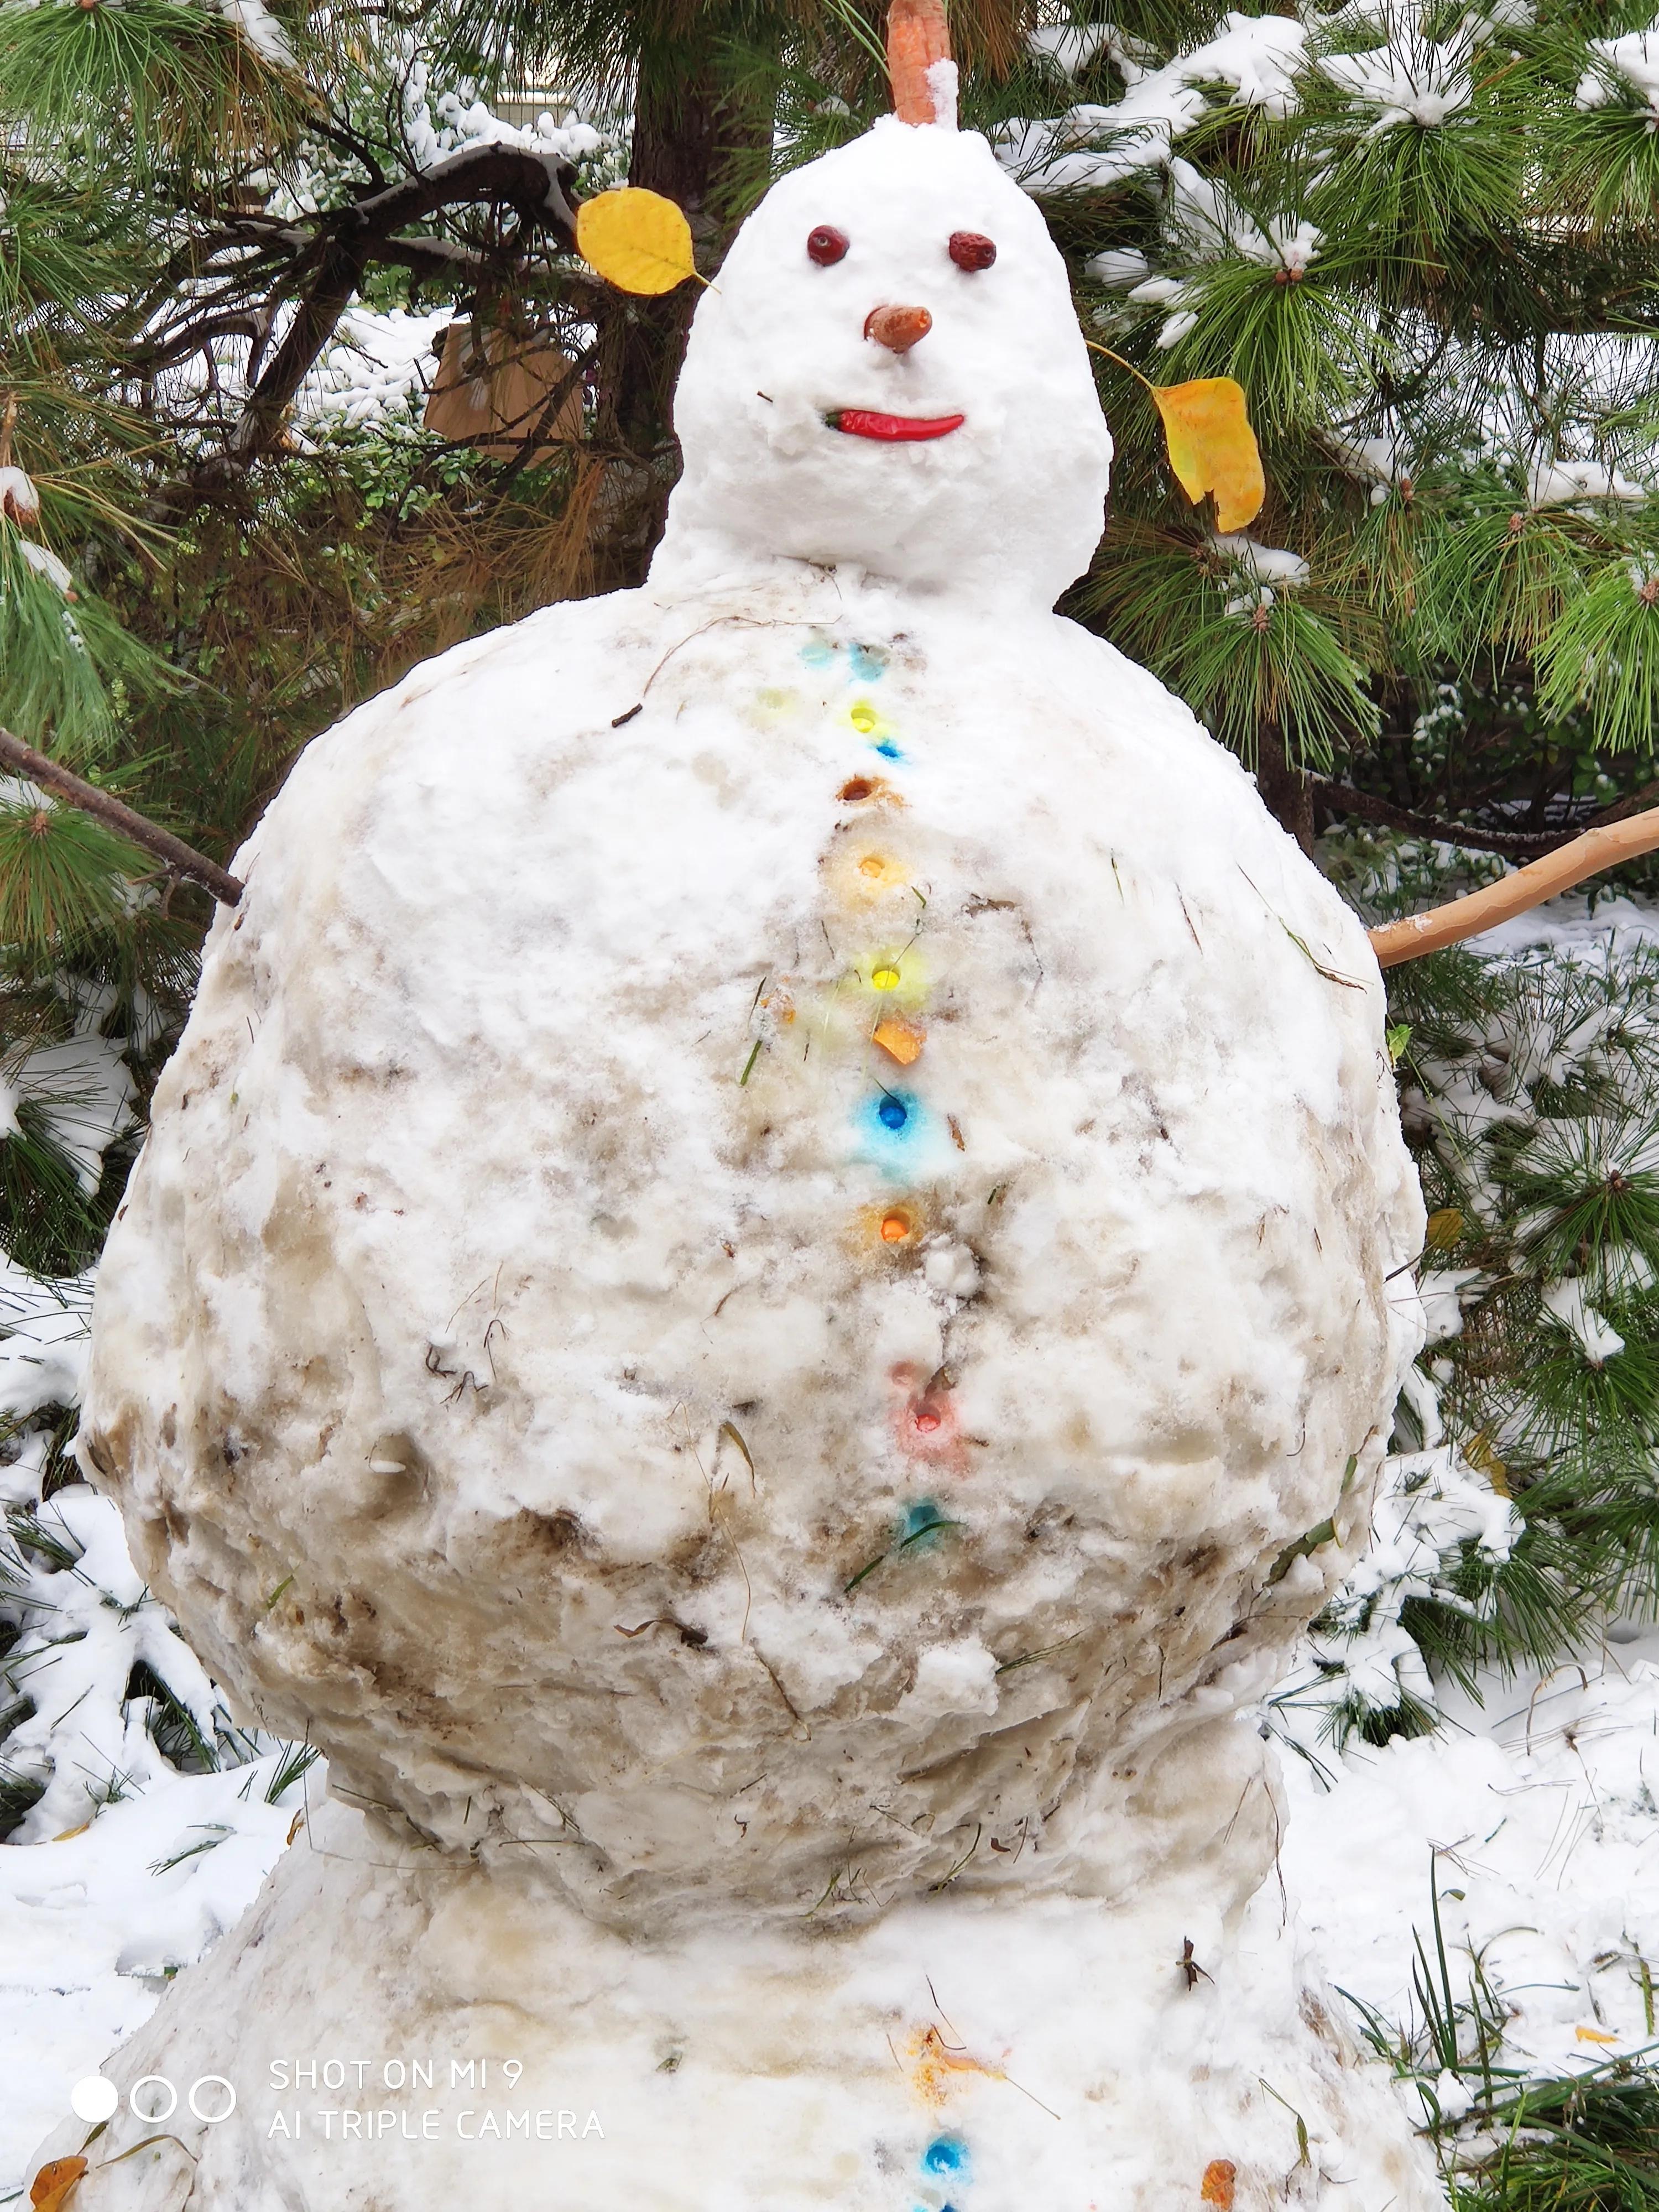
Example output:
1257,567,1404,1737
653,40,1113,612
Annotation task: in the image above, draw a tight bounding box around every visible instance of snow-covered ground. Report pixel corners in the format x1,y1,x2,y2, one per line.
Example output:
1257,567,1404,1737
0,1743,317,2189
1286,1632,1659,2079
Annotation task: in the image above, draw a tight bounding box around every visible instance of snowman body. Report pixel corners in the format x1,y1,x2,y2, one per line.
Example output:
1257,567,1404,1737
58,119,1433,2209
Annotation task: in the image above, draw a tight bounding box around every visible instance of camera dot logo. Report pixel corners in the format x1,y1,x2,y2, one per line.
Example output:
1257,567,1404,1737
70,2079,119,2125
69,2075,237,2125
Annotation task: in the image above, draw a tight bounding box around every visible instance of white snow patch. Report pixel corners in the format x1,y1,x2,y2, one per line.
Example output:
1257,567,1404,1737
1420,1267,1483,1344
1316,43,1471,130
1213,533,1311,587
1465,889,1659,963
997,12,1308,192
402,54,603,175
898,1639,1001,1719
1282,1632,1659,2080
301,306,452,430
0,1260,91,1421
1026,23,1120,76
925,58,960,129
1527,456,1650,509
1271,1446,1519,1738
1085,246,1151,287
1577,29,1659,118
0,464,40,523
1540,1277,1625,1365
217,0,294,67
17,541,73,595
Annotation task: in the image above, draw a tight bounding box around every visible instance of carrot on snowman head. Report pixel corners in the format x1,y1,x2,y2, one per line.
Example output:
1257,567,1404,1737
886,0,957,127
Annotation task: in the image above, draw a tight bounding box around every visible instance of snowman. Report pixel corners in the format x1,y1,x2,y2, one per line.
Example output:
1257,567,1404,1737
43,7,1436,2205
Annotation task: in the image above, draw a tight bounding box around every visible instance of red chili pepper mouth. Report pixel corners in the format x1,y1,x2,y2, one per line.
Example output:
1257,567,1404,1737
824,408,966,442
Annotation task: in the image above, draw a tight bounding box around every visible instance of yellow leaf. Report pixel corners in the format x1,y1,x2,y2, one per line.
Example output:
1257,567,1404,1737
30,2156,87,2212
1150,378,1265,533
53,1820,91,1841
1463,1427,1511,1498
576,189,697,296
1576,2025,1619,2044
1425,1207,1464,1251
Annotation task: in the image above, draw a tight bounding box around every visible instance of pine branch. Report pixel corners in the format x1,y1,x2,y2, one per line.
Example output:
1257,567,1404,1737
0,726,242,907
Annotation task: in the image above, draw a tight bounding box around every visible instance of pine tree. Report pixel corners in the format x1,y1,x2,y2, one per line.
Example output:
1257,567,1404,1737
6,0,1659,1767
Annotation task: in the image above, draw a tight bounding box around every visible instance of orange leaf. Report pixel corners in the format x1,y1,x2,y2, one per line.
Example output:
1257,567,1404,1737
575,189,697,296
31,2157,87,2212
1150,379,1265,533
1201,2158,1237,2208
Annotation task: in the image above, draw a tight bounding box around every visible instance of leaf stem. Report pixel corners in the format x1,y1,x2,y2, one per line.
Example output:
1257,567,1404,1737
1082,335,1159,395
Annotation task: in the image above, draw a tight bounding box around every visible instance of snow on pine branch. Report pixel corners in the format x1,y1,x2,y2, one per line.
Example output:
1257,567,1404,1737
1311,7,1478,133
1576,28,1659,119
1264,1441,1520,1761
0,1256,90,1424
301,306,453,431
1000,0,1546,197
400,50,606,176
1167,155,1319,272
217,0,294,69
999,11,1308,192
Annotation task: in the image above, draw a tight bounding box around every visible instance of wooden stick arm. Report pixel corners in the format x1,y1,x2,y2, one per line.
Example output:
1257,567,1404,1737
0,725,244,906
1368,806,1659,967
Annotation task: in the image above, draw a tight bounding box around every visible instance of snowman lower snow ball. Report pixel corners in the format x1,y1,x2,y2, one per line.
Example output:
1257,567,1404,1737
48,12,1437,2209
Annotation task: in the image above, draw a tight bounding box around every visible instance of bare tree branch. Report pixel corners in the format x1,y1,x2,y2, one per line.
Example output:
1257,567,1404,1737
148,144,583,516
1310,776,1578,857
0,728,244,906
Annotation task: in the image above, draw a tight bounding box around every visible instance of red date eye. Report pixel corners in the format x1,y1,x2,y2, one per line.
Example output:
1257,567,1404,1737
948,231,997,272
807,226,849,266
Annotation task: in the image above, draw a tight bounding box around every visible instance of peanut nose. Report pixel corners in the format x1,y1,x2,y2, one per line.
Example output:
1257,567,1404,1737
864,304,932,353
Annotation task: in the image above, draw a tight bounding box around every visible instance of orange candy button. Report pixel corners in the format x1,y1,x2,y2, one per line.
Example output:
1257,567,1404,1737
873,1018,922,1065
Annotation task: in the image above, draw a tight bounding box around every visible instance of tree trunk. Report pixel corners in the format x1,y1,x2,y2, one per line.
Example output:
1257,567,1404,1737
588,28,777,591
1256,725,1314,854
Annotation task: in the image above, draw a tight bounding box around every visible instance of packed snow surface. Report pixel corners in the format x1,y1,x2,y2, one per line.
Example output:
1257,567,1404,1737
657,123,1113,608
77,556,1417,1930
